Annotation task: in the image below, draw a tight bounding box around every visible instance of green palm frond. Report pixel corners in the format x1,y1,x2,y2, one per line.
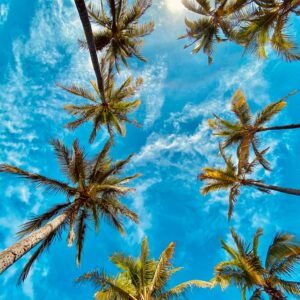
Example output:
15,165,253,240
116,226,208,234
0,164,76,196
61,61,142,142
75,208,88,266
252,228,263,257
266,232,300,270
275,279,300,295
17,203,71,238
231,89,252,125
1,139,140,282
77,236,210,298
159,280,212,298
213,228,300,298
57,84,97,102
182,0,300,61
85,0,153,70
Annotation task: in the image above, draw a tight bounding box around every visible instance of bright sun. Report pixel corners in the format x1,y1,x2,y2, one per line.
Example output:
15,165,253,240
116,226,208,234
166,0,184,13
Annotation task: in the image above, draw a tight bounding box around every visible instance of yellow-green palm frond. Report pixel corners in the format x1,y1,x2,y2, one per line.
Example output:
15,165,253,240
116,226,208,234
61,66,142,142
270,14,300,61
86,0,153,70
182,0,211,16
252,228,263,257
248,140,271,171
159,279,212,299
275,279,300,295
181,16,218,64
255,90,297,127
149,242,175,293
228,185,240,220
78,236,209,299
78,270,138,300
265,232,300,271
0,164,76,196
58,83,97,102
1,139,140,282
214,228,300,298
231,89,252,125
199,166,237,181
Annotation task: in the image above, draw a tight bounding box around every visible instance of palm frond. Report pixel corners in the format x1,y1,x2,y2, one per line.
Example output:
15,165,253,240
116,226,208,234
0,164,76,196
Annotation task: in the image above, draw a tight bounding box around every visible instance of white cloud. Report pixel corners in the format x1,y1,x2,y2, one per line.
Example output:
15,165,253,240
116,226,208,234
0,4,9,25
5,185,30,204
140,57,167,128
127,178,160,242
168,59,268,131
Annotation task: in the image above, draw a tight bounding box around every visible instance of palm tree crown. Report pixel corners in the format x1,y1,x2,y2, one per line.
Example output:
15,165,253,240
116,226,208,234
180,0,244,64
60,60,142,142
236,0,300,61
0,139,139,281
85,0,154,71
181,0,300,63
212,228,300,299
208,89,298,171
199,144,300,220
76,237,212,299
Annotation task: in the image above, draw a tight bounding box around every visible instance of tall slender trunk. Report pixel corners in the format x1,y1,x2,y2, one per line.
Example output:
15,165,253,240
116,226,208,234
74,0,107,104
0,212,68,274
257,124,300,132
250,182,300,196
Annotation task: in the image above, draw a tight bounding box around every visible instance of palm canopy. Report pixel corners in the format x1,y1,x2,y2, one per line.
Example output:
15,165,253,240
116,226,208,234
76,237,212,299
208,89,298,171
84,0,154,71
212,228,300,300
180,0,244,64
199,143,268,219
199,143,300,219
59,60,142,142
181,0,300,63
236,0,300,61
0,139,140,281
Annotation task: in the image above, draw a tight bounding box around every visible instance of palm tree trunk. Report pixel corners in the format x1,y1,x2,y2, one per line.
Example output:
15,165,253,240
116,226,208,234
74,0,107,104
250,182,300,196
257,124,300,132
0,212,68,274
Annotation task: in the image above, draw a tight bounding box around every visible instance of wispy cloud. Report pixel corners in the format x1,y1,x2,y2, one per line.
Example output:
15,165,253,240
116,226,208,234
140,57,167,128
127,178,161,243
0,4,9,25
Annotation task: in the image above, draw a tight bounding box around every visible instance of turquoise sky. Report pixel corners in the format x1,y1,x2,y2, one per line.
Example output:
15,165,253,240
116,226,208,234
0,0,300,299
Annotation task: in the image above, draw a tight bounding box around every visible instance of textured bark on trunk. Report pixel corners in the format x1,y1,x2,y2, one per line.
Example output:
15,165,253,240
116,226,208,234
74,0,106,104
257,124,300,132
251,182,300,196
0,212,68,274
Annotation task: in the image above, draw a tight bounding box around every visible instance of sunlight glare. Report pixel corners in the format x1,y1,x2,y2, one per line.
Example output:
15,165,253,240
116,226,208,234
166,0,184,13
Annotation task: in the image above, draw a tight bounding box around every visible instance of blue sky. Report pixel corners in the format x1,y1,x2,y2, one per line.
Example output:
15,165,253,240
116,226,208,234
0,0,300,299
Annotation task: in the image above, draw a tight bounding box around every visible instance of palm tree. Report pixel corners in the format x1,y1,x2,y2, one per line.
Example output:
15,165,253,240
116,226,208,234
237,0,300,61
199,144,300,219
59,59,142,142
181,0,300,63
211,228,300,299
76,237,212,299
208,89,300,171
180,0,245,64
0,139,140,282
83,0,154,71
